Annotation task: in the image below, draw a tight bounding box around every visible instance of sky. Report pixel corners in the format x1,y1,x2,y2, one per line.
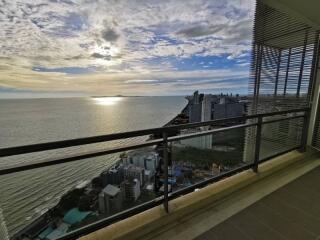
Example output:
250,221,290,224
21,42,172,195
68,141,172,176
0,0,255,98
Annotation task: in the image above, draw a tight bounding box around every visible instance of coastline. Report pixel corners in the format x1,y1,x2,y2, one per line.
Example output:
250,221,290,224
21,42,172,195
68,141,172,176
12,101,190,240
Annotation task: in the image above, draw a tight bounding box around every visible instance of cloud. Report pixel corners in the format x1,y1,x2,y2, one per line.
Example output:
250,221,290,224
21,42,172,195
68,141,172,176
102,28,120,42
236,62,250,67
0,0,255,96
91,52,111,60
0,85,85,98
176,24,224,38
32,66,95,74
125,79,159,84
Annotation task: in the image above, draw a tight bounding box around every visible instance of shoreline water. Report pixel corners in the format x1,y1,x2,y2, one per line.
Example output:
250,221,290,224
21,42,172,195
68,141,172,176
12,100,190,240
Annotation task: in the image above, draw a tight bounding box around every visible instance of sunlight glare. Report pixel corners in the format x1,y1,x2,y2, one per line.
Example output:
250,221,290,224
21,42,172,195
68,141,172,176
93,97,123,106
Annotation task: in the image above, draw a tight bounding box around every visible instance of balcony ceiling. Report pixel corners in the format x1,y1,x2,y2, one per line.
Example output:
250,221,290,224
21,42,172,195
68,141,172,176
263,0,320,29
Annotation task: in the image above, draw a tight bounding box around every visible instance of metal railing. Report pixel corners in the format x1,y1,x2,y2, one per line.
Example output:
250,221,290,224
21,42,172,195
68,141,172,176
0,108,310,240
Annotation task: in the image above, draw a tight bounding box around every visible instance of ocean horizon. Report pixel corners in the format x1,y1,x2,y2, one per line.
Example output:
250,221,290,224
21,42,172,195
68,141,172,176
0,96,187,235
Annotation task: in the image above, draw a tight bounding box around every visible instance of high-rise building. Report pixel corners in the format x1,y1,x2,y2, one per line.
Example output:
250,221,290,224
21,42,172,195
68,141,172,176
179,129,212,149
189,104,202,123
201,94,212,122
98,185,122,215
100,167,124,187
121,179,141,202
98,192,106,214
200,94,213,148
123,150,160,172
123,165,145,186
0,209,9,240
193,90,200,104
189,91,202,123
213,102,245,120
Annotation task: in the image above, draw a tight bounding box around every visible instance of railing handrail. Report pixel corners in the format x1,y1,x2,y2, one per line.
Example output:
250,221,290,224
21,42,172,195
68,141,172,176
0,108,308,158
0,108,308,176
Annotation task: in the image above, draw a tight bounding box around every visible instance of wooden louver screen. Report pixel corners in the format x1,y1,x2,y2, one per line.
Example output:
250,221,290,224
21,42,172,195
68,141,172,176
248,1,319,114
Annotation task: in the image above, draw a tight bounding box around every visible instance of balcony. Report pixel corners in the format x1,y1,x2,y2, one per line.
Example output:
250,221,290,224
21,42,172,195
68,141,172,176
79,149,320,240
0,108,317,240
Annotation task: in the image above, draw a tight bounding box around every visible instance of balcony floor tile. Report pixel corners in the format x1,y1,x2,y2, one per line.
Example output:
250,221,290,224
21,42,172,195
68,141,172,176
195,166,320,240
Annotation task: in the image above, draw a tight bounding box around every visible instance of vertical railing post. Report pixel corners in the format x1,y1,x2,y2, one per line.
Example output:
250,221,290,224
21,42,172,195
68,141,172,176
162,132,169,213
283,48,291,96
274,49,282,97
253,116,263,172
297,29,309,98
300,109,311,152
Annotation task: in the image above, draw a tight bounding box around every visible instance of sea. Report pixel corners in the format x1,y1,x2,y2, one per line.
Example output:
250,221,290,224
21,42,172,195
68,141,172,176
0,96,187,235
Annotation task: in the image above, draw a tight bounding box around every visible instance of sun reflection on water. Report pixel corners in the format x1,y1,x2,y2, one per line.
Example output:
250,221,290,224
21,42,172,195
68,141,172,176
93,97,123,106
